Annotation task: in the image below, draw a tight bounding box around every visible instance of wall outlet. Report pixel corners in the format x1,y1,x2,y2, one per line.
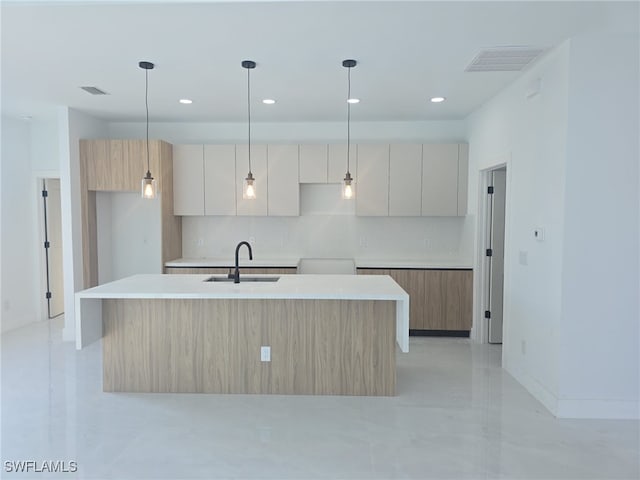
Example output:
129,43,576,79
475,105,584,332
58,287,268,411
424,238,430,248
260,346,271,362
534,228,545,241
196,238,204,247
359,236,368,248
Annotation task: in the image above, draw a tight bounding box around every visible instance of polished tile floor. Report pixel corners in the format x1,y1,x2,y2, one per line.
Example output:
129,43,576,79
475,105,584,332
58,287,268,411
2,317,638,479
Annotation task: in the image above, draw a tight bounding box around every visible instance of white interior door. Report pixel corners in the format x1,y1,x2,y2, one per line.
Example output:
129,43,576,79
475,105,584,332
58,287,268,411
488,168,506,343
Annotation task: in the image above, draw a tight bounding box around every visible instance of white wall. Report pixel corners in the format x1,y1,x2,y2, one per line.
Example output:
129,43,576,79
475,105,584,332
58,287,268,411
110,119,474,264
0,117,40,332
467,32,639,419
558,33,639,418
96,192,162,283
108,120,466,145
467,43,571,414
59,108,108,341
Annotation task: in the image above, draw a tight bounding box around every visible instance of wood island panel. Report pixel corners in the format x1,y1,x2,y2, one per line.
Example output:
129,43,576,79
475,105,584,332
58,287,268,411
102,298,396,396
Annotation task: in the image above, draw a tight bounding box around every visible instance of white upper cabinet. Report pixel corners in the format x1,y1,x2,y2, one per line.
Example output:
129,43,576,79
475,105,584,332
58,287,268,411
389,144,422,216
267,145,299,216
355,144,390,216
299,144,328,183
422,144,459,216
173,144,204,216
328,144,349,183
204,144,236,216
457,144,469,216
235,144,268,216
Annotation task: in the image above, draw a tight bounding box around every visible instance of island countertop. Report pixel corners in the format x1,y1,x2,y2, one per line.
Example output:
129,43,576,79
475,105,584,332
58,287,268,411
75,274,410,352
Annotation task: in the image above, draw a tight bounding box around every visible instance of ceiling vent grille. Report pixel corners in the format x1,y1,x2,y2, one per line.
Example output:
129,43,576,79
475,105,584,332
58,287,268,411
80,86,109,95
465,47,546,72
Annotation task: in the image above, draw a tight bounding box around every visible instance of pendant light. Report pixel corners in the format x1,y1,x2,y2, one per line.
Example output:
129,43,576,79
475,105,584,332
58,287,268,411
342,59,357,200
139,61,157,199
242,60,257,200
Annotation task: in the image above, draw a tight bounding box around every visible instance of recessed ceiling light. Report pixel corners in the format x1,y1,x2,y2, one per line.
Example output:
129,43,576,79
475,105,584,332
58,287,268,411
430,97,446,103
179,99,193,104
347,98,360,104
262,99,276,105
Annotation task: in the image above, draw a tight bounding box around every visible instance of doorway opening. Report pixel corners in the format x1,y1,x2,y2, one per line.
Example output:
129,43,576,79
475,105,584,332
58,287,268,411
39,178,64,319
474,164,508,344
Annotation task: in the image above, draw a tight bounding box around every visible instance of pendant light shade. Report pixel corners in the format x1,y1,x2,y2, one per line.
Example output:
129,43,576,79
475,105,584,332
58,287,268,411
139,61,157,199
342,59,357,200
242,60,257,200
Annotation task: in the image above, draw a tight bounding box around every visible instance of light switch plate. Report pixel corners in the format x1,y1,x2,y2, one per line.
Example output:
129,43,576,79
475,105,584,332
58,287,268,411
534,228,545,241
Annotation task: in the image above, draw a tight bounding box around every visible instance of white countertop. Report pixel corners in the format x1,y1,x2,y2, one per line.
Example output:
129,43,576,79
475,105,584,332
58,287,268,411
75,274,410,352
165,258,300,268
165,257,472,270
77,273,408,301
355,259,473,269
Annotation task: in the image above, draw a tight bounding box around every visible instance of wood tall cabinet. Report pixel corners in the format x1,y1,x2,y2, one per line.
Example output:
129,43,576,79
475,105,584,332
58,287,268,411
357,268,473,332
79,139,182,288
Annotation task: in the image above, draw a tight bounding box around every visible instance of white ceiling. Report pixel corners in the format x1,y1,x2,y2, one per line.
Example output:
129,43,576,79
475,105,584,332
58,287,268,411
1,1,637,123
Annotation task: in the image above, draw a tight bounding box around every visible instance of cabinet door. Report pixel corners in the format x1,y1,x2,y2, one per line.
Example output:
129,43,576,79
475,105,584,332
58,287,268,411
173,144,205,215
124,140,157,192
422,144,459,216
389,144,422,216
267,145,299,216
299,144,328,183
328,144,349,183
83,139,109,191
356,144,389,216
457,144,469,216
236,144,268,216
204,145,236,216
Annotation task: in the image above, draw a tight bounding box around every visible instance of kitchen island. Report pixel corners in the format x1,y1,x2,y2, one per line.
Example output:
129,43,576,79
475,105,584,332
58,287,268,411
75,274,409,396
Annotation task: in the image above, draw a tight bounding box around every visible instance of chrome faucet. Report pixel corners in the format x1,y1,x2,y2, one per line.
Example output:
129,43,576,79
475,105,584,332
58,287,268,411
232,241,253,283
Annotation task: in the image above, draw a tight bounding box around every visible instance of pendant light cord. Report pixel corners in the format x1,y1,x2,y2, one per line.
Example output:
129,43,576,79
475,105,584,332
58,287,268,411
347,65,351,175
145,67,151,176
247,66,252,174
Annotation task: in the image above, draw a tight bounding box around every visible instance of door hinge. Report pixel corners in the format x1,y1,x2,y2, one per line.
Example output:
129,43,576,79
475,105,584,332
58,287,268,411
488,186,494,194
484,310,491,319
486,248,493,257
44,241,50,249
42,190,48,198
45,292,52,299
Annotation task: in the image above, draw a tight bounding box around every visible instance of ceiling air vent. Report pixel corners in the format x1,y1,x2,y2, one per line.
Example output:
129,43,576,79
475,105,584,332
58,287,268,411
465,46,546,72
80,86,109,95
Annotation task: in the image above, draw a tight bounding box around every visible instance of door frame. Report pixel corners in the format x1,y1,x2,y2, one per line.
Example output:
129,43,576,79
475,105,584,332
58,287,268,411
35,172,62,321
471,159,511,344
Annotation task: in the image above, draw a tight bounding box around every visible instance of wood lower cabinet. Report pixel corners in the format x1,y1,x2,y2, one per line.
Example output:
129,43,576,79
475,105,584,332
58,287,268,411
357,268,472,332
165,267,297,275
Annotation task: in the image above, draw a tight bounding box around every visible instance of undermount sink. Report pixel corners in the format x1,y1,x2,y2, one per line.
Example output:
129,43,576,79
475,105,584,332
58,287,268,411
204,276,280,283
